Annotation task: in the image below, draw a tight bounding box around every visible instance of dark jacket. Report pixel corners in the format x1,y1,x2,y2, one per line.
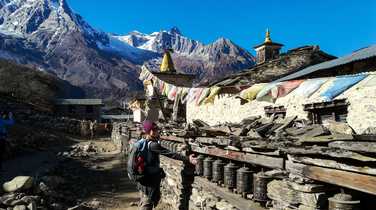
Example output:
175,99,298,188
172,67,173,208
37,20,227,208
143,140,188,184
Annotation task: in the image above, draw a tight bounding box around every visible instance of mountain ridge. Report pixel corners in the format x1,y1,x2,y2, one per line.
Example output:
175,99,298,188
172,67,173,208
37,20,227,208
0,0,255,101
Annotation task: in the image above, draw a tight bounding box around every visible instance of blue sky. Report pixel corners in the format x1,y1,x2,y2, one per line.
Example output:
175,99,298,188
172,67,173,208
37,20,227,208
67,0,375,56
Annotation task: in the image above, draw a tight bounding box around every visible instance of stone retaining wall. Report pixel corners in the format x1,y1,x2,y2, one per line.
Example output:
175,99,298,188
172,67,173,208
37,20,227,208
111,123,246,210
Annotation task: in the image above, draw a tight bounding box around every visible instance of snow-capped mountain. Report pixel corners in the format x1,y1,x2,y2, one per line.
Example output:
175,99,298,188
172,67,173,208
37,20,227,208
0,0,255,101
0,0,144,101
117,27,256,84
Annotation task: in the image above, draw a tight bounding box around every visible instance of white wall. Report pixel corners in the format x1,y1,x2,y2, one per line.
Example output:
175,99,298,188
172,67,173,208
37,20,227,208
187,76,376,134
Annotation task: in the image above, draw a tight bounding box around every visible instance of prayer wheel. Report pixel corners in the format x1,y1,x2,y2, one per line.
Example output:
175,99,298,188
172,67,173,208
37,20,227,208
212,159,225,184
236,166,254,197
253,172,272,202
195,155,204,176
224,162,238,190
328,193,360,210
167,141,174,151
203,156,214,180
160,140,167,148
171,142,177,152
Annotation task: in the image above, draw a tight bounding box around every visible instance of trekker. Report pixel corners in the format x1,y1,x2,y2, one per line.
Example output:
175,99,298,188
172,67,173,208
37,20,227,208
135,120,197,210
0,111,15,171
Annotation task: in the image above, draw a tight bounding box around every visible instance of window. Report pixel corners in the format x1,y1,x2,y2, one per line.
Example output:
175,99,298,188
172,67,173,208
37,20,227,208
264,105,286,118
304,99,348,124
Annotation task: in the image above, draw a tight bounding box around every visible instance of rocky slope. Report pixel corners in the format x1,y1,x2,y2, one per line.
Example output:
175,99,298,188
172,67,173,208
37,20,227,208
0,58,83,109
119,27,256,84
0,0,255,101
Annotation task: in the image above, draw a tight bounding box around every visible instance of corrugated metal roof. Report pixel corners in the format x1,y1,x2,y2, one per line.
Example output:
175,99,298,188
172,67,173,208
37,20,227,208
55,99,103,105
275,45,376,82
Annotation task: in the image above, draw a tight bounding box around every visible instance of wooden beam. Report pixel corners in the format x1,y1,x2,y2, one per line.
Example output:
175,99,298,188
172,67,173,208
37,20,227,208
286,161,376,195
288,155,376,176
329,141,376,154
191,145,284,169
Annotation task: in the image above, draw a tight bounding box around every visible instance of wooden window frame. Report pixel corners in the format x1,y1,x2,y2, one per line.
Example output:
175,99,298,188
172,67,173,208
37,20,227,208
304,99,349,124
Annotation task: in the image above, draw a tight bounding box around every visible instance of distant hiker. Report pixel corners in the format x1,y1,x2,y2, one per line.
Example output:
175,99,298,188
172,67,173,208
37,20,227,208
128,120,197,210
0,111,15,171
89,120,97,139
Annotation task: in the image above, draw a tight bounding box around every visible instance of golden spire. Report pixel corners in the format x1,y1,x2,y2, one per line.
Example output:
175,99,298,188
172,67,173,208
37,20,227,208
264,28,272,44
160,49,176,73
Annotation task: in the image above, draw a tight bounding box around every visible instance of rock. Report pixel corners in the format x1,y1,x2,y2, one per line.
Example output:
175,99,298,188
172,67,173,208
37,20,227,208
50,203,64,210
0,193,24,206
323,120,354,135
26,202,36,210
67,204,92,210
20,196,40,205
36,182,51,196
129,202,137,206
3,177,34,193
86,199,101,208
215,200,237,210
40,176,65,189
12,205,26,210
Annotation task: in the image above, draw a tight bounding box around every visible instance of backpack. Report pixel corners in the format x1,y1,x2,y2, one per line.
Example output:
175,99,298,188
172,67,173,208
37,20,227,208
127,139,150,182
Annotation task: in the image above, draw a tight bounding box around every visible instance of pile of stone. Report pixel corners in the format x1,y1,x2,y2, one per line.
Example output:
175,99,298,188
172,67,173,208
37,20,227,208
190,187,238,210
58,142,100,158
0,176,92,210
183,116,352,142
267,174,329,210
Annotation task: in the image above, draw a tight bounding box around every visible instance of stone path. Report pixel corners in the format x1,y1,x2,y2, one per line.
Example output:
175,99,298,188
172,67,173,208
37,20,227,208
1,137,140,210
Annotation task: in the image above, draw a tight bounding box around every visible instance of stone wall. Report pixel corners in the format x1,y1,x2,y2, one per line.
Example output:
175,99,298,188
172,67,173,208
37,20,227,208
159,156,243,210
187,74,376,134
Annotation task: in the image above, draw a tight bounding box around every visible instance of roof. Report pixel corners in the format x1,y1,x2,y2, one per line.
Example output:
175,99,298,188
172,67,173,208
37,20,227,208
253,41,284,49
275,45,376,82
209,46,335,87
55,99,103,105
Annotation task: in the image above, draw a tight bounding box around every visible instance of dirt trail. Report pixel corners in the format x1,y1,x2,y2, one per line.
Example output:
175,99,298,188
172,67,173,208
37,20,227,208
1,136,140,210
71,140,140,210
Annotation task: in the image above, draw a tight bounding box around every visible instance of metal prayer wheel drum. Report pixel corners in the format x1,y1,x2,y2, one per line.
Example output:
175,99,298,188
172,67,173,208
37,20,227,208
224,162,239,190
212,159,226,184
195,155,204,176
160,141,166,148
236,166,254,197
328,193,360,210
165,141,171,150
253,172,273,202
203,156,214,180
168,141,174,151
171,142,177,152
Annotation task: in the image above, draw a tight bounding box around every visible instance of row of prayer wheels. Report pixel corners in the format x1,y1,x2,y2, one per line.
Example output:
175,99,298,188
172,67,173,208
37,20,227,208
159,141,361,209
195,154,361,209
195,154,271,201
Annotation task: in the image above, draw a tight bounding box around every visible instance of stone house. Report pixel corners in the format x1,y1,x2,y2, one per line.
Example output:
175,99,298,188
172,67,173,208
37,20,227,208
54,99,103,121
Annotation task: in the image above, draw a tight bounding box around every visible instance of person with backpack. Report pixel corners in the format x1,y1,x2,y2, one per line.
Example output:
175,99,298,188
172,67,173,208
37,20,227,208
128,120,197,210
0,111,15,171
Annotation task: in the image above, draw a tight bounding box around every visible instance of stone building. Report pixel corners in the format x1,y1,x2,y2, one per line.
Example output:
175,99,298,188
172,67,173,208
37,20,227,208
54,99,103,121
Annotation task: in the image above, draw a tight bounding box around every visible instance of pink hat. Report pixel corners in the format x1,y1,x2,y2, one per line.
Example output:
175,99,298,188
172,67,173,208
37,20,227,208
142,120,157,134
